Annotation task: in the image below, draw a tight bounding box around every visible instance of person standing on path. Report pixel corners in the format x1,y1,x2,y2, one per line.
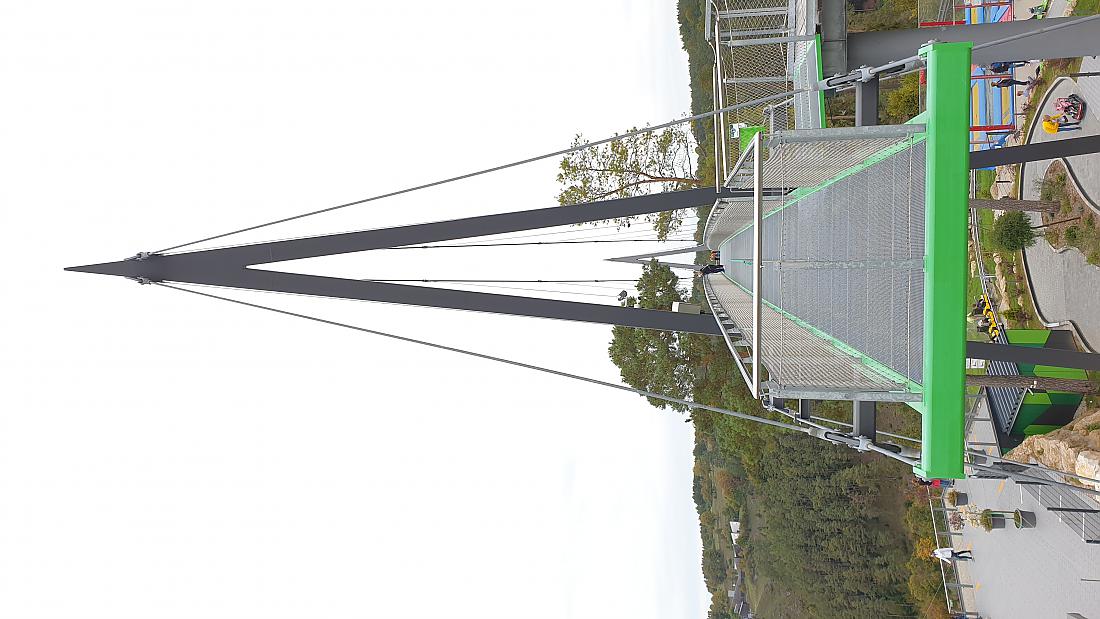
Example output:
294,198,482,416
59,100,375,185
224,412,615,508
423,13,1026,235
989,61,1028,73
932,547,973,562
994,77,1030,88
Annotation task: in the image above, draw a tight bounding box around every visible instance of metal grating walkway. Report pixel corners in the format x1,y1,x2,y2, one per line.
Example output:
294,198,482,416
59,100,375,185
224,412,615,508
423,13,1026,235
717,138,927,392
705,273,909,396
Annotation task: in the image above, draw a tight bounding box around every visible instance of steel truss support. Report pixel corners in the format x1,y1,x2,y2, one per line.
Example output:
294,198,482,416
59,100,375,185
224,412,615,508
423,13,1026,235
68,131,1100,371
69,188,741,335
605,244,706,271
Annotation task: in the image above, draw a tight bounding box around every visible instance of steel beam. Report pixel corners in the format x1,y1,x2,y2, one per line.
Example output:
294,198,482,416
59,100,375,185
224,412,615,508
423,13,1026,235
725,34,816,47
723,76,790,84
967,341,1100,371
970,135,1100,168
718,27,792,39
820,0,848,75
848,17,1100,69
855,78,879,126
717,7,788,17
853,400,877,438
67,188,744,336
797,399,812,420
72,188,743,270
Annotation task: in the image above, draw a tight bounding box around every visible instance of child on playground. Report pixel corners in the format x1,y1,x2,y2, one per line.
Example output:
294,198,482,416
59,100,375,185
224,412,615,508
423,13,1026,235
1042,114,1082,133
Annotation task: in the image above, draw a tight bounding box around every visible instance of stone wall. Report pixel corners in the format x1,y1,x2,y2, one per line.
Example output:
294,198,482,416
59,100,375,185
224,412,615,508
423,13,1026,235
1007,408,1100,504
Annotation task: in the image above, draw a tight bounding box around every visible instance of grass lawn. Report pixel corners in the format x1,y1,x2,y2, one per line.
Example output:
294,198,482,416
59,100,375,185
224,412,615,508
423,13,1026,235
1075,0,1099,18
975,169,994,199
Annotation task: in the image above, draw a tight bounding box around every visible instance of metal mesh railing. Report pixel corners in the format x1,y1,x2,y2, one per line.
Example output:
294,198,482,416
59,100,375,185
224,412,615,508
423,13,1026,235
726,126,926,189
703,126,928,400
710,0,819,172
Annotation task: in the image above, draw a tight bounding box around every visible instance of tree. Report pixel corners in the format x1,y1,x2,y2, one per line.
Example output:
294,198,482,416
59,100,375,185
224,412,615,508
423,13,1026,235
990,210,1037,251
557,125,701,239
881,72,920,124
607,260,696,410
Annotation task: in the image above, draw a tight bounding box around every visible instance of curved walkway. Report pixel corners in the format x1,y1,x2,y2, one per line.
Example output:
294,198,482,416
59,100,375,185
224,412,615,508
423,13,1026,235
1017,65,1100,352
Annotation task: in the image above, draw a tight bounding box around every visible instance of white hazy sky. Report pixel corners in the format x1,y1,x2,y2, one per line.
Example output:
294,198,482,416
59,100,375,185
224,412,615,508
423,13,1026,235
0,2,710,618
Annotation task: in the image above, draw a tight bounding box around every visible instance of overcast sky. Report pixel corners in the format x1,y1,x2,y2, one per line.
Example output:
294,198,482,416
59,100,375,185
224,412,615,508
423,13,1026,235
0,2,710,618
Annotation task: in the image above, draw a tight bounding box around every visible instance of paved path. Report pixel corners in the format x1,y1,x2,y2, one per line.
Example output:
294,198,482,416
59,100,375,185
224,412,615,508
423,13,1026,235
953,473,1100,618
1018,72,1100,351
952,397,1100,618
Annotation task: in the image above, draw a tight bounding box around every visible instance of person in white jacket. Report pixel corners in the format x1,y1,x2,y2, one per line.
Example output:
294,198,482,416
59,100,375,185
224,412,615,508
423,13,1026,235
932,547,972,562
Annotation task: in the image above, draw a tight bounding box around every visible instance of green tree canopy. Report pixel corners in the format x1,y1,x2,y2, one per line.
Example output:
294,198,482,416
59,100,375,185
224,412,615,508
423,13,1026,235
557,125,701,239
881,73,920,124
991,210,1037,251
608,259,697,410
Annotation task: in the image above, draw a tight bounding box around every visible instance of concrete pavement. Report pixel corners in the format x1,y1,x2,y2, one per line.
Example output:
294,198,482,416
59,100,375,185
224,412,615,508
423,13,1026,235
950,396,1100,618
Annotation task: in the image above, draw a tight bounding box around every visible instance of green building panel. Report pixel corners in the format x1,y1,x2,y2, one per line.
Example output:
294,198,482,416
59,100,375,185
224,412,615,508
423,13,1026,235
1004,329,1050,346
1003,329,1086,435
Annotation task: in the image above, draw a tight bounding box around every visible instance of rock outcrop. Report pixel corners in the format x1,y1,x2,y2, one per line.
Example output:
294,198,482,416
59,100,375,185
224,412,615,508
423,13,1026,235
1006,408,1100,503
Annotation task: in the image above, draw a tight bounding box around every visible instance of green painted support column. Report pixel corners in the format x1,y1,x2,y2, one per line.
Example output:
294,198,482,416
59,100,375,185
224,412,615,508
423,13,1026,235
916,41,971,480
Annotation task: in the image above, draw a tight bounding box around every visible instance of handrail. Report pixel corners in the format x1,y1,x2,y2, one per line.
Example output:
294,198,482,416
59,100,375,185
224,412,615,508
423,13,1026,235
702,276,755,390
750,130,762,398
927,490,973,616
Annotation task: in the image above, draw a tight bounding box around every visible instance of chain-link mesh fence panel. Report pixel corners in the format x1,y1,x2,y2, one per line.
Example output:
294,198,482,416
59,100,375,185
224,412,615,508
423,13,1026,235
713,0,795,168
917,0,963,24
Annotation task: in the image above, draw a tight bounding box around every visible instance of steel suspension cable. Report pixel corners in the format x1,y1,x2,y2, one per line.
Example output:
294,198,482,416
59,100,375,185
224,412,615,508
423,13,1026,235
153,282,810,434
399,282,614,298
382,239,698,250
150,282,1100,498
151,89,803,254
147,16,1100,256
360,278,638,287
444,219,700,246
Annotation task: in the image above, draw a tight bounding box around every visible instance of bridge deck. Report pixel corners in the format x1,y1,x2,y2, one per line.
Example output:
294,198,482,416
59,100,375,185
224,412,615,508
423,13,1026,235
700,43,972,479
721,138,927,388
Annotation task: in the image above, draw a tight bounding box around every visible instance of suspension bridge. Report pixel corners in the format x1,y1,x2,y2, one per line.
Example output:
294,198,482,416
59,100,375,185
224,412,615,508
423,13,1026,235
67,0,1100,517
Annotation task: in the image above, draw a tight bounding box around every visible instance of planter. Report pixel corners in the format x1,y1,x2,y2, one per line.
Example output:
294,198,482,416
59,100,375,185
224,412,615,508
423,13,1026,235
1014,510,1037,529
946,491,968,507
979,509,1007,531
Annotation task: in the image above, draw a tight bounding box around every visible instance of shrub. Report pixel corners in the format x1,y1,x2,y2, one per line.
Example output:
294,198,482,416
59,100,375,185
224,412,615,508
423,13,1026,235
1038,172,1067,201
992,211,1036,251
1065,226,1080,244
948,511,965,530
